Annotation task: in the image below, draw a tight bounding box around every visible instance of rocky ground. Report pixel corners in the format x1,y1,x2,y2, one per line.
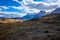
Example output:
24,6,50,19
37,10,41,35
0,14,60,40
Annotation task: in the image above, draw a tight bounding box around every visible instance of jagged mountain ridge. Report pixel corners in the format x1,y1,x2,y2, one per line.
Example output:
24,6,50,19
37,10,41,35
33,11,46,18
21,11,46,20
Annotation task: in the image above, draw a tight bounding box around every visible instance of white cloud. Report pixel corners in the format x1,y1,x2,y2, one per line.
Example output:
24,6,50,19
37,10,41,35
0,8,3,11
0,6,26,18
12,0,60,14
25,8,40,13
0,11,27,18
0,15,5,17
21,0,60,13
22,0,33,5
12,6,24,10
0,6,9,10
13,0,22,4
43,0,57,3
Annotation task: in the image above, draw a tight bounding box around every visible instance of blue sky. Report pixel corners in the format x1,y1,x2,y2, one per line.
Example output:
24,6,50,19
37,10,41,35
0,0,60,18
0,0,20,6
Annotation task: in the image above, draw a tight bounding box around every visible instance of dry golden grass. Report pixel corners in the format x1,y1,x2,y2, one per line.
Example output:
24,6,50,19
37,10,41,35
0,19,24,23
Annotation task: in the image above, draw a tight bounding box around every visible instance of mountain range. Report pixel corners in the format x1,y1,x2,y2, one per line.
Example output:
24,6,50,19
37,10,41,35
22,8,60,20
0,8,60,20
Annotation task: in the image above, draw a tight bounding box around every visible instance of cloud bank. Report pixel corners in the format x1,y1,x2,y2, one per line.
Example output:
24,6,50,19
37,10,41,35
0,11,27,18
21,0,60,12
0,0,60,18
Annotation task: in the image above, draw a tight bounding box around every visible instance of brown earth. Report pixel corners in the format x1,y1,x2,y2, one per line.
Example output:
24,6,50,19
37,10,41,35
0,14,60,40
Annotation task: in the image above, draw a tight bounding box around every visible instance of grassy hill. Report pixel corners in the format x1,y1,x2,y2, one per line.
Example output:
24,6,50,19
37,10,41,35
0,13,60,40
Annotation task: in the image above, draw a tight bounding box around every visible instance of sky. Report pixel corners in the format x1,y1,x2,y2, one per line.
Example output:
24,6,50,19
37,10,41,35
0,0,60,18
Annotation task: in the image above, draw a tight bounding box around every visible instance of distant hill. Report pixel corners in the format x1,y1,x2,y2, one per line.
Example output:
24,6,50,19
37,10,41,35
28,13,60,23
21,13,60,28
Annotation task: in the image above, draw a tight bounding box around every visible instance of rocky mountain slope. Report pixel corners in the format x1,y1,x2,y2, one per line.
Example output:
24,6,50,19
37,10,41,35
18,11,46,20
0,13,60,40
51,8,60,14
